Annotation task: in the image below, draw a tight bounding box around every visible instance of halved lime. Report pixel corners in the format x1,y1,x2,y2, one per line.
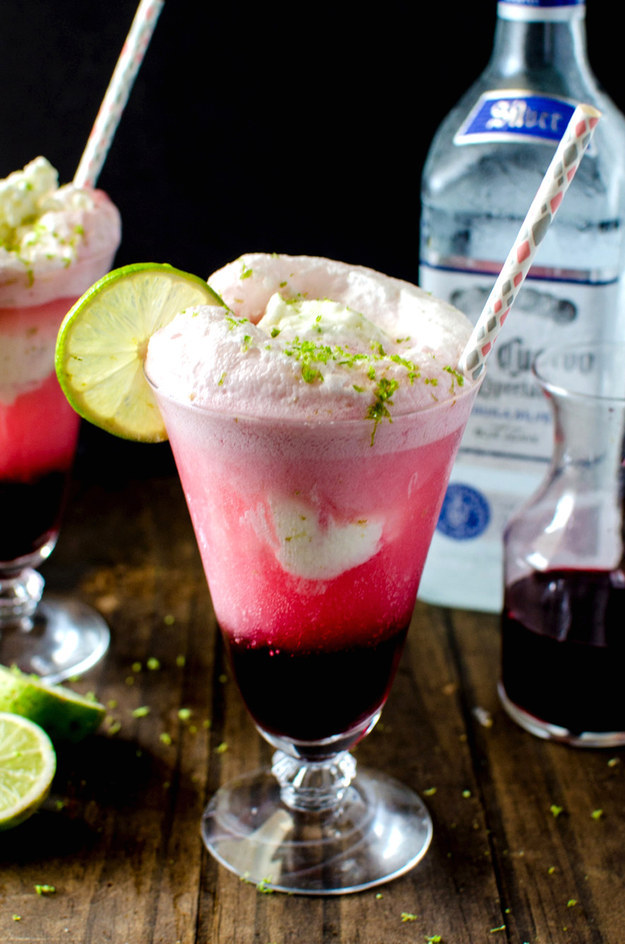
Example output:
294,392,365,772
0,665,105,743
55,262,223,442
0,712,56,830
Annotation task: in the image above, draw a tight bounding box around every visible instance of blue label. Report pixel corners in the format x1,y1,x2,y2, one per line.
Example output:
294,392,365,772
455,92,576,145
436,484,491,541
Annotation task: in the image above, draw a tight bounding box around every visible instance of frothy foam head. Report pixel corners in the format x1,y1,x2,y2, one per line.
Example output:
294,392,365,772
146,252,475,428
0,157,121,307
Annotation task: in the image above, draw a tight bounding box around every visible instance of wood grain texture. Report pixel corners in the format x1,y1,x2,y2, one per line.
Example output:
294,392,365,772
1,465,623,943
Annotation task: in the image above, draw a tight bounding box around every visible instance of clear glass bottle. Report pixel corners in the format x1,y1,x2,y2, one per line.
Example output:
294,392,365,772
418,0,625,612
499,342,625,748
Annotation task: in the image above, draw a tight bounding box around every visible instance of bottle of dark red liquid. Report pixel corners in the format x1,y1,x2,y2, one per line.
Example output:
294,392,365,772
499,341,625,747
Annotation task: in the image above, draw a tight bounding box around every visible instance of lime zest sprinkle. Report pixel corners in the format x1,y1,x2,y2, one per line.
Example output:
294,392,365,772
218,308,463,440
367,376,399,443
132,706,150,718
34,884,56,896
256,877,275,894
225,314,248,330
401,912,418,922
443,364,465,387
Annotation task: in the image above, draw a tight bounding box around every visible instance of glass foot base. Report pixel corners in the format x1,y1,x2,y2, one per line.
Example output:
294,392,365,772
0,594,110,683
201,764,433,895
498,682,625,749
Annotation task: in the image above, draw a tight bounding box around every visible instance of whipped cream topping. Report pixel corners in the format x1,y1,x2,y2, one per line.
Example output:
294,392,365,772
146,253,474,424
0,157,121,306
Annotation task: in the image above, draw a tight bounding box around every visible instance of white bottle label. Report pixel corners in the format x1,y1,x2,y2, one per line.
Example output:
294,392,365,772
417,259,621,613
421,263,622,468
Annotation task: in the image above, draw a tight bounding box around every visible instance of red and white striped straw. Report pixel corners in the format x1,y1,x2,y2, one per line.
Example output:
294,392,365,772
458,103,601,382
74,0,165,189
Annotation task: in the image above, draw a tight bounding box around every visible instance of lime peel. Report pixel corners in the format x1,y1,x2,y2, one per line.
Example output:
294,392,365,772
0,665,105,743
55,262,224,442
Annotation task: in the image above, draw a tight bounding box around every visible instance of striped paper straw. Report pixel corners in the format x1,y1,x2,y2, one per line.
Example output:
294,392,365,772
74,0,165,189
458,103,601,382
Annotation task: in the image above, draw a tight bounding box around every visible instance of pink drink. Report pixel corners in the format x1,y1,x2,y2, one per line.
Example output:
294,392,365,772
153,400,474,744
148,254,479,750
0,159,121,570
0,300,81,564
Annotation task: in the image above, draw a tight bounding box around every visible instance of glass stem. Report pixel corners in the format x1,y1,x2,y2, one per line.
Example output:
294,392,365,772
0,567,45,624
271,750,357,812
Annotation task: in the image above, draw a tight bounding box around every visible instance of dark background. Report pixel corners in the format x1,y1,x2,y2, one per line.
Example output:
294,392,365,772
2,0,621,284
0,0,621,472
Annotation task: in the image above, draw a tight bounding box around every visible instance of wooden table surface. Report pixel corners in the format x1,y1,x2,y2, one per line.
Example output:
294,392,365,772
2,434,624,944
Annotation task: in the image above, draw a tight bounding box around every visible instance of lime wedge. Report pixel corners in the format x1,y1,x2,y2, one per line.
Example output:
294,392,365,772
0,712,56,830
0,665,105,743
55,262,223,442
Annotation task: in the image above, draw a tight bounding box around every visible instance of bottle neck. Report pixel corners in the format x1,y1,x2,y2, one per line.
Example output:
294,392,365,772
489,1,590,83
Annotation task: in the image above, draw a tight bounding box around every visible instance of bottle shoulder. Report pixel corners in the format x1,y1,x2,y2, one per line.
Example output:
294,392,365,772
424,72,625,159
421,83,625,213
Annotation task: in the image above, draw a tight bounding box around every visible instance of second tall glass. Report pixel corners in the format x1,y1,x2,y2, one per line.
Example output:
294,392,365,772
0,189,120,681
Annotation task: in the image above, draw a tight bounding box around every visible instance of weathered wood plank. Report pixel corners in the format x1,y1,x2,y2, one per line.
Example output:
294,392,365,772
448,605,625,944
1,468,623,943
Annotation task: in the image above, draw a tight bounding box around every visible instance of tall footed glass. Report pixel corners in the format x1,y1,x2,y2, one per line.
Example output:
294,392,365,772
0,180,120,681
148,372,479,894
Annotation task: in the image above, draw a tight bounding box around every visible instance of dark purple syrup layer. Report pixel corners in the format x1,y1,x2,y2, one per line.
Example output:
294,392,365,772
226,624,409,743
501,569,625,735
0,471,68,565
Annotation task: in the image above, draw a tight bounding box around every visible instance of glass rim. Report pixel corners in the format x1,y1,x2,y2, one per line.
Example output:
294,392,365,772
144,362,481,430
